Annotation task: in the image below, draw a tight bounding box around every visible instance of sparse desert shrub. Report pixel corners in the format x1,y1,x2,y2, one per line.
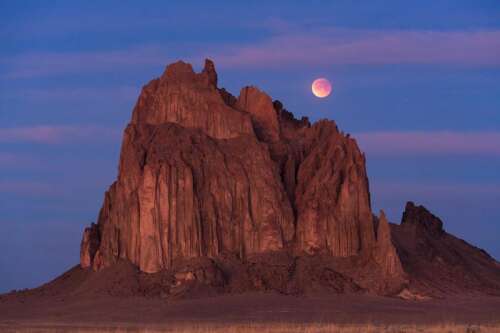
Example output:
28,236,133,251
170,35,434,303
1,322,500,333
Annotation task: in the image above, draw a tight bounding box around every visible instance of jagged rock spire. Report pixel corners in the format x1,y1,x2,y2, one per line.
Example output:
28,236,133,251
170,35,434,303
374,210,406,280
202,58,218,87
402,201,444,237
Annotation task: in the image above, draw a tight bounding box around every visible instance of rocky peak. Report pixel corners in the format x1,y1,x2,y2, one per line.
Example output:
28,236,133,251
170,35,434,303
376,210,391,245
236,86,280,142
161,60,197,82
80,223,100,269
131,59,255,139
374,210,406,281
273,100,310,139
401,201,444,237
202,58,218,87
159,59,217,88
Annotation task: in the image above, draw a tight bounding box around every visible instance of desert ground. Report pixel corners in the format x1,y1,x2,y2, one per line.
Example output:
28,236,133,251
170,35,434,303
1,292,500,332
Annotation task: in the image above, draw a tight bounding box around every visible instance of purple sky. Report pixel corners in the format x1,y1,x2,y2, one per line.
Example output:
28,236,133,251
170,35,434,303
1,1,500,293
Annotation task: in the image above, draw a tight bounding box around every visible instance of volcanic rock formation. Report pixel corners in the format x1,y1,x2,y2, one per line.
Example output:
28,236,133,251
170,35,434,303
79,59,499,298
392,202,500,297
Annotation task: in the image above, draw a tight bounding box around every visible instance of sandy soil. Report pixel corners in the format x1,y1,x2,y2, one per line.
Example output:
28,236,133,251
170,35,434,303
1,292,500,332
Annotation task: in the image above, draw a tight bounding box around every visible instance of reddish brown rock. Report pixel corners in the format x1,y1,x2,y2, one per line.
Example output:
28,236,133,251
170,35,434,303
374,210,405,278
294,121,375,256
273,100,310,140
80,59,401,294
80,223,100,269
401,201,444,237
95,123,294,273
131,60,255,139
68,59,500,298
236,86,280,142
391,202,500,296
201,58,218,87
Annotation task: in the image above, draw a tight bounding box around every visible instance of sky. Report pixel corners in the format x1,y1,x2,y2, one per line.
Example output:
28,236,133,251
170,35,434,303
1,0,500,293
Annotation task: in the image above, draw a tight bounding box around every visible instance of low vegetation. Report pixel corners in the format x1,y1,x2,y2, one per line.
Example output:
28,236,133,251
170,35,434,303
2,322,499,333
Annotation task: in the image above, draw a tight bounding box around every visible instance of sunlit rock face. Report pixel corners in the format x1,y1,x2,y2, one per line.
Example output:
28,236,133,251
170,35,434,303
95,122,295,273
80,59,398,290
293,120,375,256
236,86,280,142
131,60,255,140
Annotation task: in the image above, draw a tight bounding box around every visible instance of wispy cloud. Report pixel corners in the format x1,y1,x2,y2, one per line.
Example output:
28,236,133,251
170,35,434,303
0,153,37,167
372,181,500,197
1,86,139,103
0,125,121,144
0,180,61,196
355,131,500,156
370,180,500,226
2,29,500,79
0,45,174,79
208,29,500,68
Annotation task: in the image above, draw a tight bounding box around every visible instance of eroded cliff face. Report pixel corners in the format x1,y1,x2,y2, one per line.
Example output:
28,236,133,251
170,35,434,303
80,59,404,293
374,211,405,278
130,60,255,139
391,202,500,297
92,123,295,273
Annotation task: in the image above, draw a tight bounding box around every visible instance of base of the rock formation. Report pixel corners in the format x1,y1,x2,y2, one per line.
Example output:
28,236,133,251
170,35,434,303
3,285,500,329
2,261,500,330
6,201,500,301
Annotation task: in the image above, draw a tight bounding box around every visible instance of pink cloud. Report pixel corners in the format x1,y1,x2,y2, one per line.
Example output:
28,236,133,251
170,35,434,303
0,125,121,144
372,181,500,197
208,29,500,68
0,180,60,196
2,29,500,79
355,131,500,156
0,153,36,167
13,86,139,102
0,45,173,79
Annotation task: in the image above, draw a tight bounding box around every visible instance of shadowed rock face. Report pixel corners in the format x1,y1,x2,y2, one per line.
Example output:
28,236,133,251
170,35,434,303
80,223,100,269
391,202,500,297
78,59,499,297
375,210,405,278
401,201,444,237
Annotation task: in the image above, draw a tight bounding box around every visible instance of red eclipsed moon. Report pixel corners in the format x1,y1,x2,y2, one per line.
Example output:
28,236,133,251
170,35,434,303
311,78,332,98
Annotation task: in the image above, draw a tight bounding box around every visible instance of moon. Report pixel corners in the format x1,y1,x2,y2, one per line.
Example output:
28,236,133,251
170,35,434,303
311,78,332,98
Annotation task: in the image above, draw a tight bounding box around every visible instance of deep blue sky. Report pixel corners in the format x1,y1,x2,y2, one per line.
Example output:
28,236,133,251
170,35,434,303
1,1,500,293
